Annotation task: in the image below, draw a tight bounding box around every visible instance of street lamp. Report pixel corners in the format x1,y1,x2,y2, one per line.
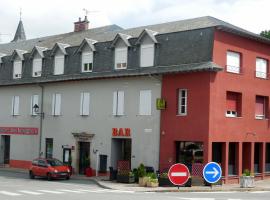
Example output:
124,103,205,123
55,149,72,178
33,103,44,157
33,104,44,118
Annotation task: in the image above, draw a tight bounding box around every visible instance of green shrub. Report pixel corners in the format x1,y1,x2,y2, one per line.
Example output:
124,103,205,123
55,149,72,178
150,178,158,183
137,163,146,177
243,169,251,176
146,172,157,179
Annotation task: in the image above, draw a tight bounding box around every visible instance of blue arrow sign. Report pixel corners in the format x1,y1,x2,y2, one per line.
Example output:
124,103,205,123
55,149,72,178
203,162,222,184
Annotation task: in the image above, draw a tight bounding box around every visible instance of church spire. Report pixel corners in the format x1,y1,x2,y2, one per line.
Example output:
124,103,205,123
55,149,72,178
11,8,26,42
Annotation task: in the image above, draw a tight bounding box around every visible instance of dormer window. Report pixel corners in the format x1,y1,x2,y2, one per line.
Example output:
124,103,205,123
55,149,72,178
82,51,93,72
54,54,65,75
115,47,127,69
32,57,42,77
13,60,22,79
140,44,155,67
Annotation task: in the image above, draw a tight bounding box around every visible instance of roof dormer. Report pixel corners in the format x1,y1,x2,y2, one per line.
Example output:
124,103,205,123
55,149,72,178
29,46,48,58
51,43,70,75
10,49,28,61
76,38,97,53
0,53,6,64
50,42,70,56
110,33,132,48
135,29,158,45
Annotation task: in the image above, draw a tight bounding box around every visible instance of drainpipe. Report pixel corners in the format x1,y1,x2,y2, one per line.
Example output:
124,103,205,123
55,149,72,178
38,84,44,157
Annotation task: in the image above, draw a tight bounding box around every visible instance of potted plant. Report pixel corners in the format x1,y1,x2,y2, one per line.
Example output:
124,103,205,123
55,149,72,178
117,170,135,183
146,172,159,187
158,172,173,187
138,164,149,186
240,169,255,188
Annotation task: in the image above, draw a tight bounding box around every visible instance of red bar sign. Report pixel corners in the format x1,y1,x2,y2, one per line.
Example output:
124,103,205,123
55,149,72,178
112,128,131,137
0,127,38,135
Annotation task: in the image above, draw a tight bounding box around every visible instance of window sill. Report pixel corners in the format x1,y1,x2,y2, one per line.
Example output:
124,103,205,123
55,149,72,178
114,68,127,70
176,114,187,117
81,71,93,73
255,117,269,120
226,71,242,75
225,116,242,119
11,115,20,117
136,114,152,116
255,76,268,80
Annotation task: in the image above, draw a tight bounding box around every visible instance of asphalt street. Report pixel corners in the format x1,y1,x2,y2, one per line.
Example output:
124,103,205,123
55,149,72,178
0,171,269,200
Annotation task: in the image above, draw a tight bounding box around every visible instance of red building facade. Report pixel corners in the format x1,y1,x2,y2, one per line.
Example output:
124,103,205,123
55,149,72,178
160,29,270,183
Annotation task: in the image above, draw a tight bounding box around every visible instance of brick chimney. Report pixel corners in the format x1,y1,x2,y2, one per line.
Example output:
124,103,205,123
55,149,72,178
74,16,89,32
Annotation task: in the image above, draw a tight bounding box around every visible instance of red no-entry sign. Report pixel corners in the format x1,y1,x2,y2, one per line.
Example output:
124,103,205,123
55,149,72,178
168,163,190,186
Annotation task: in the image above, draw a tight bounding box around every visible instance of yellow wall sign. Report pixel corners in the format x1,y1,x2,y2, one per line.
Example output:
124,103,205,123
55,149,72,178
156,98,166,110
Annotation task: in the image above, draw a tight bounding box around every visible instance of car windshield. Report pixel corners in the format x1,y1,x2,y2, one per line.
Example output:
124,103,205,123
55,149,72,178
47,159,63,166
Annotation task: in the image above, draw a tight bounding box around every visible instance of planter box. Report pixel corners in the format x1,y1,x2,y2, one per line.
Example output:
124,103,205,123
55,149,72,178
158,177,174,187
117,175,135,183
139,177,150,187
147,181,159,187
240,176,255,188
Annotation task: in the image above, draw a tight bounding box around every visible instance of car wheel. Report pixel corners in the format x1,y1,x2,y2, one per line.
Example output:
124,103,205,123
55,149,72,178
66,176,70,180
47,173,52,181
29,171,35,179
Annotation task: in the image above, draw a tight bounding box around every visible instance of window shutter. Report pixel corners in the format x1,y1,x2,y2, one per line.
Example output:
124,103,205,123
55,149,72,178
140,44,154,67
113,91,117,115
117,91,124,115
80,92,90,116
226,92,237,111
33,58,42,77
52,94,55,115
139,90,152,115
13,61,22,78
55,94,61,115
12,96,20,115
54,55,64,75
255,96,265,116
227,52,240,73
115,48,127,69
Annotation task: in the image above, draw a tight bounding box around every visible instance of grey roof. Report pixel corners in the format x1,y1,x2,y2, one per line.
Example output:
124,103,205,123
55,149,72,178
1,16,270,56
0,61,222,86
11,20,26,42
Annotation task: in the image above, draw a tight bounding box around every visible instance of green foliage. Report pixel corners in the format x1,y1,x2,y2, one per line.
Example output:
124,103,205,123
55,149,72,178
132,168,138,179
146,172,157,179
242,169,252,176
137,163,146,177
260,30,270,39
160,172,168,178
149,178,158,183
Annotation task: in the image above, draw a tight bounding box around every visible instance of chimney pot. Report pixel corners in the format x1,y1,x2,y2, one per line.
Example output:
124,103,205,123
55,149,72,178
74,16,89,32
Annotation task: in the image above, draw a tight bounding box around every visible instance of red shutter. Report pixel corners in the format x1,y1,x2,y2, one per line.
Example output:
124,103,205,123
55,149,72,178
227,92,237,111
256,96,265,116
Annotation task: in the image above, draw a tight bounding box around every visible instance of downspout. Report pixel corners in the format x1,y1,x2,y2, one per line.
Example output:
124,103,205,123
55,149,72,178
38,84,44,157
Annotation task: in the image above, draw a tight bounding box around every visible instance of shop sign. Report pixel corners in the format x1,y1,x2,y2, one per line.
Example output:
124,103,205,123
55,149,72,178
112,128,131,137
0,127,38,135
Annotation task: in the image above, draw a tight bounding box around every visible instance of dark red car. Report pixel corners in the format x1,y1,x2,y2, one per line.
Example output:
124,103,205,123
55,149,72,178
29,158,71,180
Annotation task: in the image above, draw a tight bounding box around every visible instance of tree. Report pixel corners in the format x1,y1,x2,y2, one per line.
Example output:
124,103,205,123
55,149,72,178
260,30,270,39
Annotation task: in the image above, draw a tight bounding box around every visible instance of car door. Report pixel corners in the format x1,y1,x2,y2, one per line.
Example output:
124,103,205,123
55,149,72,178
38,159,48,177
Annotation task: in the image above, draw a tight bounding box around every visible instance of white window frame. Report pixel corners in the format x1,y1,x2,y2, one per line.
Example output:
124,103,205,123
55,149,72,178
256,58,268,79
139,90,152,115
114,47,127,70
30,95,39,116
113,91,124,116
52,93,61,116
81,52,93,72
226,51,241,74
140,44,155,67
12,96,20,116
32,58,42,77
178,89,187,116
226,110,238,118
13,61,22,79
54,55,65,75
80,92,90,116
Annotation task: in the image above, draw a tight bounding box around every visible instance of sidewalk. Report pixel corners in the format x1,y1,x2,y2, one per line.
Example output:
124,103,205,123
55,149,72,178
1,167,270,192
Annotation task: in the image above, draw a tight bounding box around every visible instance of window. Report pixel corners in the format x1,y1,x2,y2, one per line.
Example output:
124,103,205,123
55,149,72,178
82,52,93,72
13,61,22,79
178,89,187,115
226,51,241,74
139,90,152,115
256,58,268,79
45,138,53,159
54,55,64,75
255,96,268,119
80,92,90,116
140,44,154,67
115,47,127,69
52,93,61,116
30,95,39,116
113,91,124,116
226,91,242,117
11,96,20,116
32,58,42,77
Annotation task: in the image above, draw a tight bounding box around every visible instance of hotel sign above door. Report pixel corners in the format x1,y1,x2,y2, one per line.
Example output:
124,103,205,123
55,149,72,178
112,128,131,137
0,127,38,135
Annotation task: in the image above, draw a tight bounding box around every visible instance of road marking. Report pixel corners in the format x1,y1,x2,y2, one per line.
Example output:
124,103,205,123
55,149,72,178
249,191,270,193
171,172,187,177
109,190,135,193
18,190,43,195
37,190,64,194
0,191,22,196
58,189,86,193
178,198,215,200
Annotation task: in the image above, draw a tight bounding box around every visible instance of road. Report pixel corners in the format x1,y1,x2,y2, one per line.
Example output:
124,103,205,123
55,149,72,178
0,171,269,200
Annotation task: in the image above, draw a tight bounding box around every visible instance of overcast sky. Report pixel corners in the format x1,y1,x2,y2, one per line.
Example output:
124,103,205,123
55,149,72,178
0,0,269,43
